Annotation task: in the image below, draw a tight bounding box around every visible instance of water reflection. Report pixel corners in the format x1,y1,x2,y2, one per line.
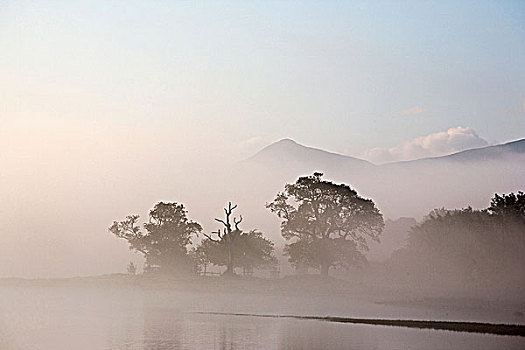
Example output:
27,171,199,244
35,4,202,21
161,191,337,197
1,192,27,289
138,311,281,350
0,286,523,350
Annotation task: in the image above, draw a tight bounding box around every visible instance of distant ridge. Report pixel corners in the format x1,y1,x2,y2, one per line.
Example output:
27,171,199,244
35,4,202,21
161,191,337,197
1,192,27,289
240,136,524,224
247,138,373,167
385,138,525,166
248,138,525,167
445,138,525,161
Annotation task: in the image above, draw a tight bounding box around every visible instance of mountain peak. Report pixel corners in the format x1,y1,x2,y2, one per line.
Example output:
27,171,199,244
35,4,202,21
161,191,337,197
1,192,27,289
275,138,298,145
247,138,373,169
266,138,300,150
247,138,306,160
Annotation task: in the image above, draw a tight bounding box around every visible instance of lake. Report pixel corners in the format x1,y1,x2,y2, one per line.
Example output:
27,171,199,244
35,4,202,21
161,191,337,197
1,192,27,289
0,284,523,349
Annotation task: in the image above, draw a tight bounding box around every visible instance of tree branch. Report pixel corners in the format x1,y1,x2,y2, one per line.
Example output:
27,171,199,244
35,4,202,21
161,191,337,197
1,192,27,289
215,218,227,227
234,215,243,230
202,233,218,242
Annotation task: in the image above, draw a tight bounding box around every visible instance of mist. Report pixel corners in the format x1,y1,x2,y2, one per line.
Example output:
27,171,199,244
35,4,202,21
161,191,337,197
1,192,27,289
1,123,523,279
0,117,260,278
2,1,525,349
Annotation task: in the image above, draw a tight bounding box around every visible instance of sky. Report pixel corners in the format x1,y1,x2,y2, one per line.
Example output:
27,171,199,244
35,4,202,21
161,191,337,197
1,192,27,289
1,1,524,157
0,1,524,277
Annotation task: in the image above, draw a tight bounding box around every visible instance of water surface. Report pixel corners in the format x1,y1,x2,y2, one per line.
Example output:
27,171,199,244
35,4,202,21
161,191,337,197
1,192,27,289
0,285,523,349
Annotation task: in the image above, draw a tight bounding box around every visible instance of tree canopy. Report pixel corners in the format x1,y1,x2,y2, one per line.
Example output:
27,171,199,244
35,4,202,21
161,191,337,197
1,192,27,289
197,229,276,275
109,202,202,274
392,192,525,289
488,191,525,223
197,202,275,275
267,172,384,275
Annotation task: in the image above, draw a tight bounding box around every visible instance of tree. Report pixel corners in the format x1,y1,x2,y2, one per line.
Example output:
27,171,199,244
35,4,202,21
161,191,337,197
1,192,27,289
197,229,276,275
200,202,275,275
486,191,525,269
267,172,384,276
398,208,493,283
236,230,276,275
109,202,202,274
488,191,525,224
392,193,525,288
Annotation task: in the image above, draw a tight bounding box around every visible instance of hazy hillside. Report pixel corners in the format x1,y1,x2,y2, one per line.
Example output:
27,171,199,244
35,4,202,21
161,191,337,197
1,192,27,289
385,138,525,165
244,138,525,220
248,138,373,169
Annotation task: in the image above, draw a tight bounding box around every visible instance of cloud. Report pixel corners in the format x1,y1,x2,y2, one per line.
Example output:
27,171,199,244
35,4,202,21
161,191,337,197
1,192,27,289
363,126,489,164
396,106,424,116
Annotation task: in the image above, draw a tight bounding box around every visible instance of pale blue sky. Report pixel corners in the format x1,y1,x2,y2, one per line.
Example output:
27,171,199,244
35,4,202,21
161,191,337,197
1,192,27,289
1,0,524,158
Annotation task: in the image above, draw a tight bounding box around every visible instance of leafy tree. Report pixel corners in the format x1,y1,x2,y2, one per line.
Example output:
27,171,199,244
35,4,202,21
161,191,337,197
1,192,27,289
109,202,202,274
198,229,276,275
486,191,525,270
200,203,275,275
488,191,525,225
267,172,384,276
236,230,276,274
393,192,525,288
399,208,493,283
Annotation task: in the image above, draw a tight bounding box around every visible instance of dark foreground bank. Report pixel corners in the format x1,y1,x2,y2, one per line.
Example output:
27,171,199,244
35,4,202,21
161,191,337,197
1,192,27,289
200,312,525,337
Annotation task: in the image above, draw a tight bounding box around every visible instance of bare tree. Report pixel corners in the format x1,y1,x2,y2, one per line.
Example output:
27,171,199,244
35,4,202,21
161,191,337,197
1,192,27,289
203,202,243,275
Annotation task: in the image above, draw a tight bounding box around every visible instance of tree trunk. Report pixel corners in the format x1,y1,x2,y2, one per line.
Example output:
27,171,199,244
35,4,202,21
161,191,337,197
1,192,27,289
320,264,329,276
225,242,235,275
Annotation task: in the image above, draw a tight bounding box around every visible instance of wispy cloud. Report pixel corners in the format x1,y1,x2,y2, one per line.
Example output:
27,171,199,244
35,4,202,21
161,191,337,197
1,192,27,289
396,106,424,116
363,126,489,164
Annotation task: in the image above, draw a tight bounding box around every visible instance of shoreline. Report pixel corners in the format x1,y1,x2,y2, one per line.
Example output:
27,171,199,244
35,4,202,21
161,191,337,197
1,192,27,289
198,312,525,337
2,274,524,329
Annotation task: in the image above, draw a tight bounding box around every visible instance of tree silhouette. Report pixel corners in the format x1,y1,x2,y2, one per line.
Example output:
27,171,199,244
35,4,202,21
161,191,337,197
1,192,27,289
393,193,525,287
200,203,275,275
399,208,492,283
267,172,384,276
109,202,202,274
487,191,525,259
198,229,276,275
488,191,525,224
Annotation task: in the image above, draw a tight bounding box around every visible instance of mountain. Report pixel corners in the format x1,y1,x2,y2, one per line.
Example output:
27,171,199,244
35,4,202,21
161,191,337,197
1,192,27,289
251,137,525,167
247,138,373,170
249,137,525,168
440,138,525,161
234,138,525,262
387,138,525,166
244,138,525,220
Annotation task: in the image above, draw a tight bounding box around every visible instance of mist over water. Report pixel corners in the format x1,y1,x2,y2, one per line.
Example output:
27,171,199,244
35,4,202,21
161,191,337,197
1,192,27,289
1,284,524,350
2,121,524,278
1,131,524,349
2,1,525,348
